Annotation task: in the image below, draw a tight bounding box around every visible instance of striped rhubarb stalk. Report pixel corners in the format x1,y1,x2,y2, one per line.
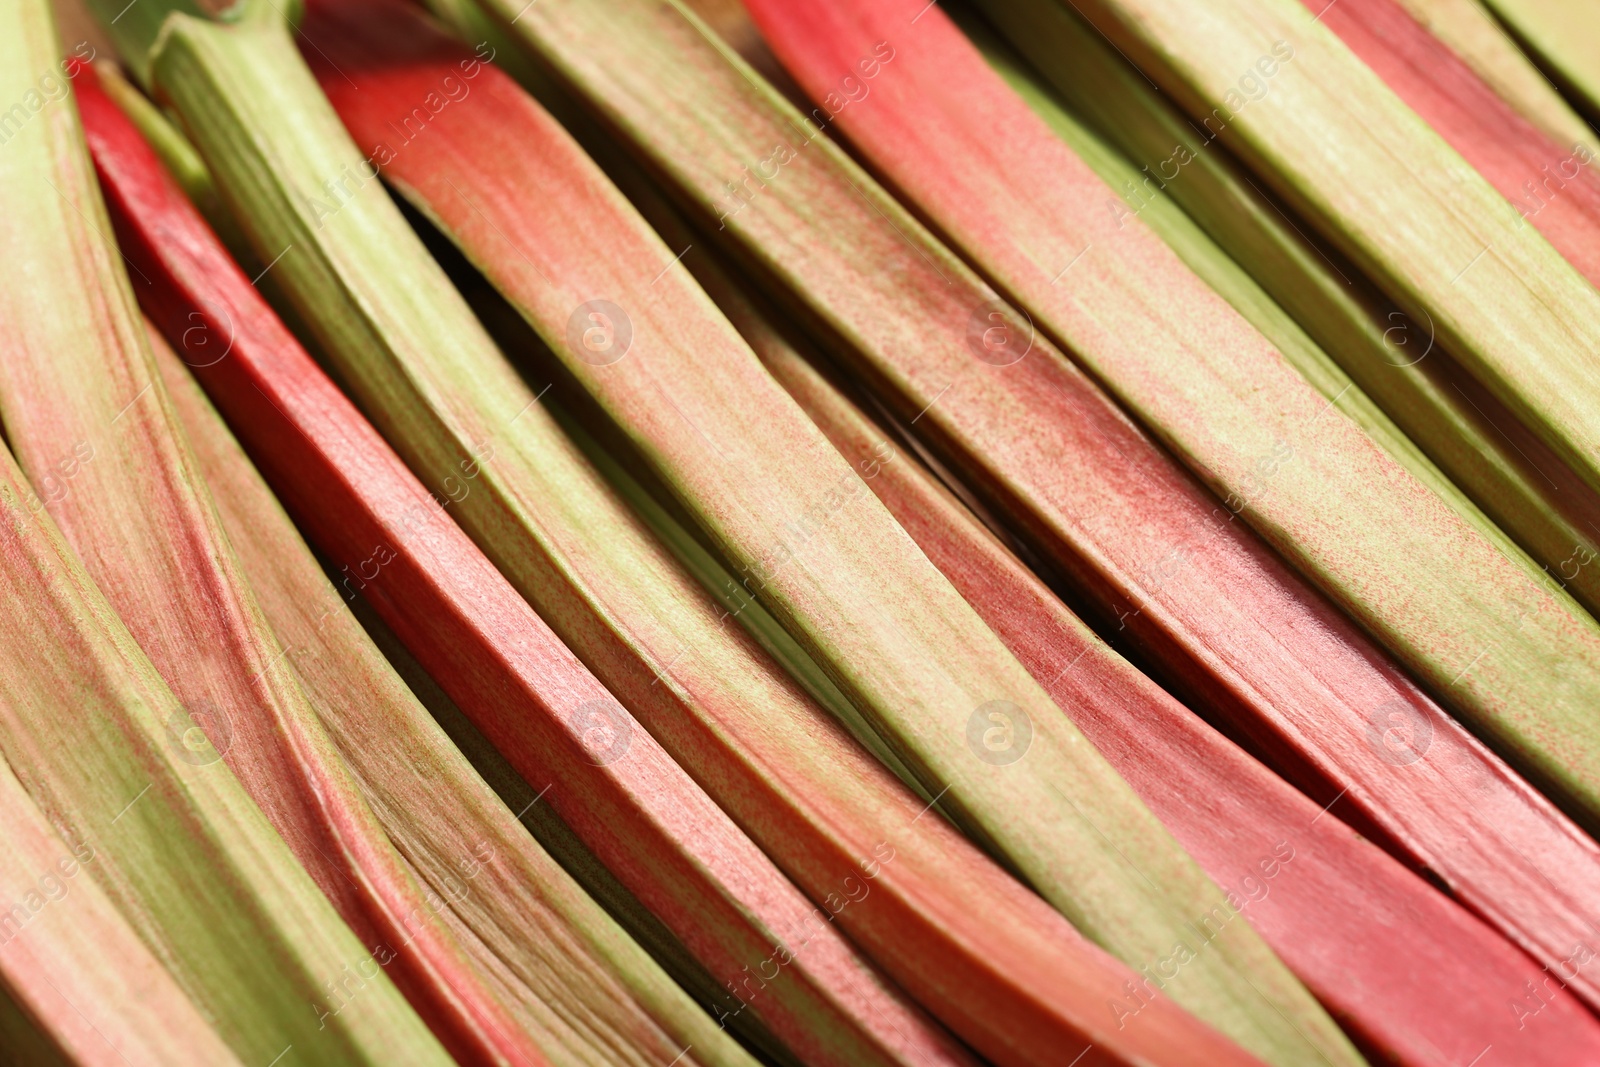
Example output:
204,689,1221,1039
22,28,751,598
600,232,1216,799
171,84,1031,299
1482,0,1600,126
115,108,1248,1067
748,0,1600,1012
0,431,443,1065
80,11,996,1064
1387,0,1598,148
289,1,1352,1060
0,362,437,1044
716,236,1600,1064
142,319,770,1067
1304,0,1600,288
968,0,1600,625
4,47,539,1067
958,12,1539,575
422,0,1600,1023
1031,0,1600,564
0,3,451,1062
87,11,1276,1067
0,737,241,1067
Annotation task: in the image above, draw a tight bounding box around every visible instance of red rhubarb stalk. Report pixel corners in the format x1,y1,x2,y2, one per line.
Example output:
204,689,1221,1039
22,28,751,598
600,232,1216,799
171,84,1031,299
8,61,533,1066
82,24,987,1064
740,271,1600,1066
1305,0,1600,288
85,24,1270,1067
294,4,1347,1060
746,0,1600,1012
438,0,1600,1018
146,317,769,1067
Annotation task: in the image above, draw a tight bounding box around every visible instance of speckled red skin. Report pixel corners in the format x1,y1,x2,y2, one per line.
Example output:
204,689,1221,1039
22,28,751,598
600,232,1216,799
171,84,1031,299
76,66,987,1067
743,0,1600,1019
1306,0,1600,288
760,333,1600,1065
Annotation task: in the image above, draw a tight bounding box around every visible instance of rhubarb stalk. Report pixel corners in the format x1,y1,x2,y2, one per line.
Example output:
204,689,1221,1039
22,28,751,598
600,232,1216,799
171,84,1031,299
967,0,1600,625
0,2,455,1062
0,739,242,1067
746,0,1600,1012
143,315,767,1067
721,241,1600,1066
290,0,1351,1061
410,0,1600,1024
84,5,995,1063
1300,0,1600,290
3,39,545,1067
1030,0,1600,551
1482,0,1600,127
1387,0,1597,149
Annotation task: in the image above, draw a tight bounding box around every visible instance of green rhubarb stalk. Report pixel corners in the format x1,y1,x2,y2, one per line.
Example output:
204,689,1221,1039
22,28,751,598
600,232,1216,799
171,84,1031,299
96,5,986,1065
326,0,1345,1062
1390,0,1599,147
1045,0,1600,525
150,321,763,1067
972,0,1600,622
0,3,448,1062
961,0,1600,826
5,19,537,1066
0,391,432,1066
966,12,1544,580
0,741,241,1067
1483,0,1600,126
972,0,1600,620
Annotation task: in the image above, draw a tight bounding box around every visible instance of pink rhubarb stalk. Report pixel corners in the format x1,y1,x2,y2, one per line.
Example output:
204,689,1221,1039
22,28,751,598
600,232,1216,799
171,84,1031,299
294,4,1348,1062
0,736,241,1067
82,35,990,1066
86,23,1269,1067
737,276,1600,1065
10,61,536,1067
1306,0,1600,289
746,0,1600,1014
